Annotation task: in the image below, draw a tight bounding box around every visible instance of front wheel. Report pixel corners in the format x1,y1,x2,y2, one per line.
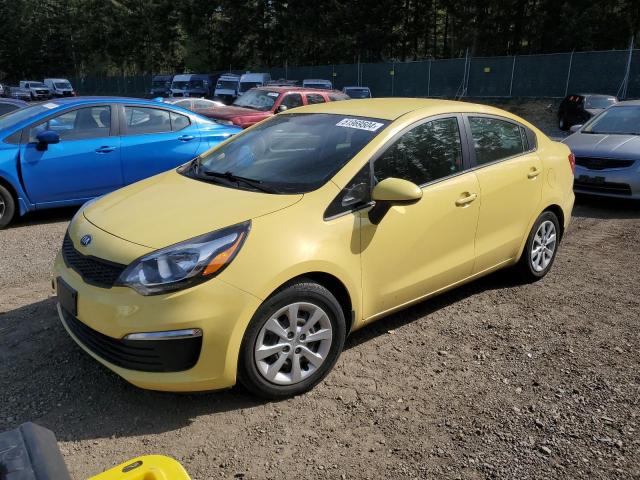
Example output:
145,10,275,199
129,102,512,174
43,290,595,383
0,184,16,229
238,280,346,399
514,211,560,282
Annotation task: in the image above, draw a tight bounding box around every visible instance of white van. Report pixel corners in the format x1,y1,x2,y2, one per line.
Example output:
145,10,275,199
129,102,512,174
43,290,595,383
214,73,240,104
238,72,271,96
44,78,75,97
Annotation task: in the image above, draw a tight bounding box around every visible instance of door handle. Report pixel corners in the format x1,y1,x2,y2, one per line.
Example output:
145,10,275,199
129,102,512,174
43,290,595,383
178,135,195,142
95,146,116,153
455,192,478,207
527,167,541,179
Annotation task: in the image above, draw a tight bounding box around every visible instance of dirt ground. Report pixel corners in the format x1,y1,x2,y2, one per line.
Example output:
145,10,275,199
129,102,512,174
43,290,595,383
1,105,639,479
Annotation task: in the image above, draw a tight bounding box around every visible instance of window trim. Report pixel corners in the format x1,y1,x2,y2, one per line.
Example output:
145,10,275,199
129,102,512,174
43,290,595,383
324,113,472,221
119,104,182,136
462,113,538,171
23,104,117,144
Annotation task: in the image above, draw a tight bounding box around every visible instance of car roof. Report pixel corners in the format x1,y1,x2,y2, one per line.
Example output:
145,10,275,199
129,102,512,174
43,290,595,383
304,79,331,83
282,97,528,122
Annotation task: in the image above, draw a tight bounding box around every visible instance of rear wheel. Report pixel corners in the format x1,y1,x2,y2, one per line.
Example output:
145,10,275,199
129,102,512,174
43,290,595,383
0,184,16,229
514,211,560,282
238,280,346,399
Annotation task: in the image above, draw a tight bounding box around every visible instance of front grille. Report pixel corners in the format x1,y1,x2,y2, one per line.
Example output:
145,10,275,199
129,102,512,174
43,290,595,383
62,233,126,288
574,179,632,196
35,90,47,94
575,157,635,170
61,308,202,372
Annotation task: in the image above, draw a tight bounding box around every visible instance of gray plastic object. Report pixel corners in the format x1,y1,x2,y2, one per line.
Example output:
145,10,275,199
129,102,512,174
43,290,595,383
0,422,71,480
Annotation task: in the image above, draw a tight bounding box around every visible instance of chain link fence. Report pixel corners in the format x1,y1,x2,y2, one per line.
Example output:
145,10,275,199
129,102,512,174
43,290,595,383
70,49,639,99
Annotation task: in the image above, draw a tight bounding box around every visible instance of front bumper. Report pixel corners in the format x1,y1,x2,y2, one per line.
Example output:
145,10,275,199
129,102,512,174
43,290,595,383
53,244,261,392
574,164,640,199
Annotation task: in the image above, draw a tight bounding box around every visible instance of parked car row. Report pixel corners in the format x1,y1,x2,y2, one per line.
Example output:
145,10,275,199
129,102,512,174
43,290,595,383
0,78,76,101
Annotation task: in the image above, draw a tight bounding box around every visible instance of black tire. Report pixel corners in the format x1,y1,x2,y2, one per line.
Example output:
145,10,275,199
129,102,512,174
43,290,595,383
514,211,560,283
558,115,569,131
238,280,346,399
0,184,16,229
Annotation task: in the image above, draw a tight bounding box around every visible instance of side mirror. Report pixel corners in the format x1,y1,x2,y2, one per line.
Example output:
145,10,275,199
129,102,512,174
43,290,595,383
569,124,582,133
35,130,60,151
276,104,288,113
368,178,422,225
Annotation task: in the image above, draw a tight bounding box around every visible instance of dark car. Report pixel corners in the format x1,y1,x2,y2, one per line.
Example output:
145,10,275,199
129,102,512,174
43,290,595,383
558,94,617,131
149,74,174,97
0,98,28,115
342,86,372,99
206,86,349,128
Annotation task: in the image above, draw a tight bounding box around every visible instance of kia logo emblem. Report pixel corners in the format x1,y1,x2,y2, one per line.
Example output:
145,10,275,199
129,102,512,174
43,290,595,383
80,235,92,247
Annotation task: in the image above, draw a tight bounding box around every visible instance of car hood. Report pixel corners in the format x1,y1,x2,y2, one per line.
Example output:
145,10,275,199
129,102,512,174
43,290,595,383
563,133,640,159
83,170,302,249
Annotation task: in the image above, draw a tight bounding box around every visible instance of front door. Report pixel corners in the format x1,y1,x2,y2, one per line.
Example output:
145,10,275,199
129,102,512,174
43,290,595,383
20,105,122,205
360,116,481,319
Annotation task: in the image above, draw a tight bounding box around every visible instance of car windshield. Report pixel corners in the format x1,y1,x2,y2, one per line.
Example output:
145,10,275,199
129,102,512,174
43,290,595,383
305,83,331,90
30,82,46,88
582,106,640,135
345,88,370,98
54,81,72,89
186,113,389,193
152,80,169,88
585,96,617,109
217,80,239,89
189,80,205,89
172,81,189,90
233,89,279,111
0,103,59,131
239,81,262,93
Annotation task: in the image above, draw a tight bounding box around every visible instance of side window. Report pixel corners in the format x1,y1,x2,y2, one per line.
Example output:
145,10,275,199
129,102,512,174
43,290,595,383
325,164,371,219
29,106,111,142
281,93,303,109
468,117,525,165
175,100,191,109
124,106,171,134
0,104,18,115
374,117,463,186
306,94,325,105
170,112,190,131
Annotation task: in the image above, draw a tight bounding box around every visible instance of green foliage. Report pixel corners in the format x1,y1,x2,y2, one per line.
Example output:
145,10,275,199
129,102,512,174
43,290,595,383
0,0,637,81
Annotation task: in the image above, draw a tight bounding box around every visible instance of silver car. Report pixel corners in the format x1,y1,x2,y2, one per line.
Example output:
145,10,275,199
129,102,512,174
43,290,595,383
563,101,640,199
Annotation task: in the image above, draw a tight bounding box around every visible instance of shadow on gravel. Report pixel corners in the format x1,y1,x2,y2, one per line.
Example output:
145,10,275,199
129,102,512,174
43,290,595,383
572,194,640,219
2,268,520,443
345,268,517,351
7,206,78,229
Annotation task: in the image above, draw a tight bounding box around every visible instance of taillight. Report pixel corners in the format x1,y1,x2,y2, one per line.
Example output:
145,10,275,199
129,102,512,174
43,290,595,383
568,153,576,173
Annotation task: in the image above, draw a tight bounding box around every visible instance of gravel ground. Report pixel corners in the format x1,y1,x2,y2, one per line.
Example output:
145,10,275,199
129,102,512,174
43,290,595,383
1,105,639,479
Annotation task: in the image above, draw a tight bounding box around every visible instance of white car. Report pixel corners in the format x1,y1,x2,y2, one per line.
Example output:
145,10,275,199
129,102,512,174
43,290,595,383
44,78,75,97
19,81,51,100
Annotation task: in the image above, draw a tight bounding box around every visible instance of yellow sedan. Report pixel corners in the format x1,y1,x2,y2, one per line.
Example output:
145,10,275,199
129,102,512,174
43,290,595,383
53,99,575,398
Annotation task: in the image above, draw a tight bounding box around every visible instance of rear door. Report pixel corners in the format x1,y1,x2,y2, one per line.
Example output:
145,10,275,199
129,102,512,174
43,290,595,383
19,104,122,205
463,115,542,274
119,105,201,184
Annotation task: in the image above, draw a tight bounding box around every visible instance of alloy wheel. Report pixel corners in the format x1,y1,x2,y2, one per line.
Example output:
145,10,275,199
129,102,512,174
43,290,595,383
0,196,5,219
254,302,333,386
531,220,557,272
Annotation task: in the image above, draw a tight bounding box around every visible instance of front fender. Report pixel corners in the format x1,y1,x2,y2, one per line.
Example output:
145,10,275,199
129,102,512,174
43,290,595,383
0,147,34,216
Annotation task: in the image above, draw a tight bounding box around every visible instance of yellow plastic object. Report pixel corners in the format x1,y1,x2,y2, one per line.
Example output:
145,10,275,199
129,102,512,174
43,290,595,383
89,455,190,480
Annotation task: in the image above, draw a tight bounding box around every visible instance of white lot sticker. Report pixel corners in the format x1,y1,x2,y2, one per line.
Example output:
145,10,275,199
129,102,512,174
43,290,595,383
267,92,279,97
336,118,384,131
42,102,58,109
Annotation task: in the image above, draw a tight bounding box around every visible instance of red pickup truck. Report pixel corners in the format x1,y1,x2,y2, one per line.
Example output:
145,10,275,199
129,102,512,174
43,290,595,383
202,86,349,128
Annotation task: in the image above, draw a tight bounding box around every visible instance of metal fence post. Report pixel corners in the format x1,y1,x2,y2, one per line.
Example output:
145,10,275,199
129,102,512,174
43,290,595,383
509,55,516,97
564,51,574,97
427,60,431,97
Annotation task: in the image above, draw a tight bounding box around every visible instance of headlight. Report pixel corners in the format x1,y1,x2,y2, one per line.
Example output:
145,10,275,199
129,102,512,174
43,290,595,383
116,221,250,295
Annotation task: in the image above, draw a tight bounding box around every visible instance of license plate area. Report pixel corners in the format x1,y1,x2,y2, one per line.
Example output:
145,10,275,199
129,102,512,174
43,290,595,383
57,277,77,317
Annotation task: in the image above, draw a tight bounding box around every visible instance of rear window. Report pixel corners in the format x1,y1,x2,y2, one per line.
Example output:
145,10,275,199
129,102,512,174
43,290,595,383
329,93,350,102
585,96,617,109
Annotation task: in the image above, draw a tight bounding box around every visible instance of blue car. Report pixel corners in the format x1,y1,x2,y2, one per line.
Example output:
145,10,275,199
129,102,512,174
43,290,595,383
0,97,241,228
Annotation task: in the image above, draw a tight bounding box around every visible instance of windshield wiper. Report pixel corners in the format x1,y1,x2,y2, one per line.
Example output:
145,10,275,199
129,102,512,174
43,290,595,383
202,170,278,193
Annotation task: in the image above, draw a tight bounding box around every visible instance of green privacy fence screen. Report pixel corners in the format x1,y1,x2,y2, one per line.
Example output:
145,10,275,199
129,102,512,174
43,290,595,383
69,49,639,99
